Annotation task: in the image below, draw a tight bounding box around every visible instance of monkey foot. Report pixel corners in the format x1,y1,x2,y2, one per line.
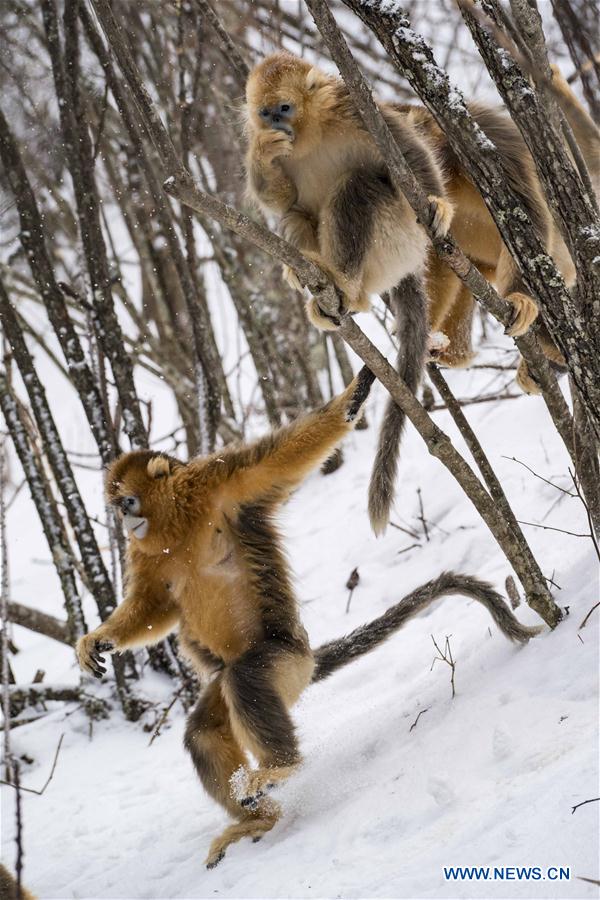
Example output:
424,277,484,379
505,291,538,337
231,764,297,811
205,849,225,870
204,814,279,869
516,359,542,395
427,194,454,238
426,330,450,361
306,296,342,331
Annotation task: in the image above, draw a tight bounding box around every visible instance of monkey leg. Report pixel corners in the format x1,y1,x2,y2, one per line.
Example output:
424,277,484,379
221,644,314,805
302,250,369,332
434,284,476,368
184,678,280,868
516,320,567,394
426,255,462,335
184,678,251,819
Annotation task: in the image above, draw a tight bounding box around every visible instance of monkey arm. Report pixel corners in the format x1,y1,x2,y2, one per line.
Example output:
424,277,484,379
222,367,374,505
279,207,319,252
246,131,297,214
279,207,319,292
76,567,179,678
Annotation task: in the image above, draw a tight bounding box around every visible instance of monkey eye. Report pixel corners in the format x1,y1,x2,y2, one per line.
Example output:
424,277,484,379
280,104,290,113
259,107,270,118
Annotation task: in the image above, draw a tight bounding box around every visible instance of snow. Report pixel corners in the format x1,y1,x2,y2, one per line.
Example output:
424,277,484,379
2,330,598,898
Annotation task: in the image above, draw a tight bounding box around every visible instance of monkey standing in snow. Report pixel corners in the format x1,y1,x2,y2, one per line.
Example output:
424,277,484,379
77,369,540,867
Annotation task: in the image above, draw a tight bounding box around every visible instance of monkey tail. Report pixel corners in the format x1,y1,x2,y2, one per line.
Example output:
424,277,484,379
311,571,542,683
367,275,428,535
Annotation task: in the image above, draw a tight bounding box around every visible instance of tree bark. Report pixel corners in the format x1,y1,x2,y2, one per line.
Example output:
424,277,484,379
0,376,85,642
0,107,118,467
41,0,148,449
6,602,72,646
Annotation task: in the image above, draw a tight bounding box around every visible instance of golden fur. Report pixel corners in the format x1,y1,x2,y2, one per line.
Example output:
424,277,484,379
245,51,453,326
245,53,599,395
76,367,541,868
77,372,373,867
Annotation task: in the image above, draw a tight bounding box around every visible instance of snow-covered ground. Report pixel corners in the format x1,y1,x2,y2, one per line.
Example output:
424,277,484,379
1,330,598,898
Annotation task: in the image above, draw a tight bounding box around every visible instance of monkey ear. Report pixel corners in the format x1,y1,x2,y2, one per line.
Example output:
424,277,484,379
147,456,171,479
305,67,321,91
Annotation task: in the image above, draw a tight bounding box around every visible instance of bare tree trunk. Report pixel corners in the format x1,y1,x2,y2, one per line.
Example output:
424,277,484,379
0,376,85,642
458,0,600,435
41,0,148,448
0,108,118,467
550,0,600,120
0,282,114,624
1,439,14,779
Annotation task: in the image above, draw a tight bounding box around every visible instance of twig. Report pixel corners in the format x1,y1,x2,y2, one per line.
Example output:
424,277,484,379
397,543,421,556
416,488,430,543
389,521,421,540
409,707,430,732
15,760,23,897
571,797,600,815
1,438,13,781
579,602,600,630
345,567,360,614
0,733,64,795
569,468,600,562
431,635,457,698
502,456,577,497
148,690,185,746
517,521,591,538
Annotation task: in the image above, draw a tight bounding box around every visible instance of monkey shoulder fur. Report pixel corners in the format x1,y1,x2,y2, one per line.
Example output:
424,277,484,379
244,52,599,534
77,368,541,869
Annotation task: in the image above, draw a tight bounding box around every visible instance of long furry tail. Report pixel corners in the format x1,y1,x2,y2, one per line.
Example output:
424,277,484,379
311,571,542,683
368,275,428,535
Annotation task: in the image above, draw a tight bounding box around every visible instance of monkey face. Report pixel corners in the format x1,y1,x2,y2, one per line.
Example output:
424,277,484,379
246,52,329,148
105,450,187,550
257,101,296,138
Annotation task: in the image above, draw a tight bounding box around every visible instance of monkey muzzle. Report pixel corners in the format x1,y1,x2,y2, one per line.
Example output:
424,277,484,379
122,515,148,539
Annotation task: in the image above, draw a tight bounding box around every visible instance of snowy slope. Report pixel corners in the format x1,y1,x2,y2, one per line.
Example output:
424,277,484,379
1,337,599,899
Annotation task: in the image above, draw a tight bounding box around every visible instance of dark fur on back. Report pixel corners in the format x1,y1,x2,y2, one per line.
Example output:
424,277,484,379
368,275,428,534
312,571,541,682
226,642,301,766
331,168,395,275
230,500,306,651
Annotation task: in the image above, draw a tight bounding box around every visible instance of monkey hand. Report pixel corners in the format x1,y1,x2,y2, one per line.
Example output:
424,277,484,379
505,291,539,337
282,264,303,293
256,129,294,164
76,632,116,679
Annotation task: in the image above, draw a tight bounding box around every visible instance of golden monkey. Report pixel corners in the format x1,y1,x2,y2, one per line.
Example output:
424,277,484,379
244,52,534,535
244,53,598,532
77,368,540,868
405,64,599,390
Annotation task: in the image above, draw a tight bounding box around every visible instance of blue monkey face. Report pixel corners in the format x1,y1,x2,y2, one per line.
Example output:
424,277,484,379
258,102,296,136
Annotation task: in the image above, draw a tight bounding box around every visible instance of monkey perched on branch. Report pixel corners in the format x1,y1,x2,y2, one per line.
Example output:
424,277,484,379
245,51,455,534
244,52,598,534
77,368,540,868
